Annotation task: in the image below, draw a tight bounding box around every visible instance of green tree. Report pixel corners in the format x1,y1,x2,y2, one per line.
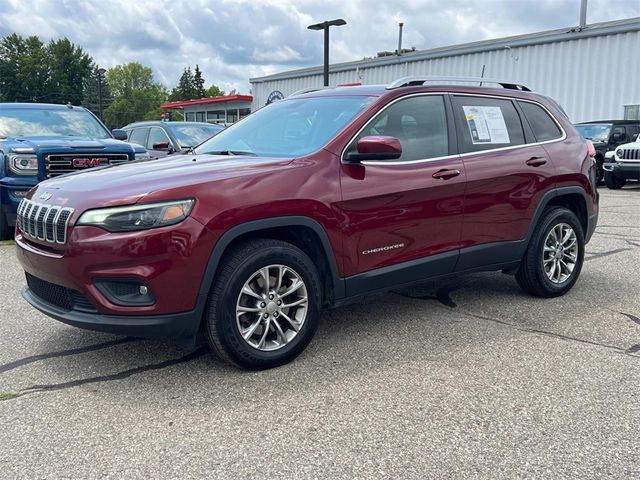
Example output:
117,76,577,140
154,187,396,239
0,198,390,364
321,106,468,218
103,62,167,128
82,66,112,118
0,34,49,102
46,38,93,104
205,84,225,98
193,64,205,98
169,67,195,102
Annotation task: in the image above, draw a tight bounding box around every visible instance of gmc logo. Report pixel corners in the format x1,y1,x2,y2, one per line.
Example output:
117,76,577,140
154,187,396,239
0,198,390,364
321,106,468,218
72,157,108,168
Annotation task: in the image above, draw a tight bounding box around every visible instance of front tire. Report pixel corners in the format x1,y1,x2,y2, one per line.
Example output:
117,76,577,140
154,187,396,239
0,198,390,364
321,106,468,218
604,171,626,190
516,207,585,298
203,239,321,370
0,210,11,241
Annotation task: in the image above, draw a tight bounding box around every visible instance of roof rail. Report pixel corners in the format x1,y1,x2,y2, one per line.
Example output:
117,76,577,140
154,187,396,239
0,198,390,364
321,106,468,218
387,76,531,92
289,86,335,97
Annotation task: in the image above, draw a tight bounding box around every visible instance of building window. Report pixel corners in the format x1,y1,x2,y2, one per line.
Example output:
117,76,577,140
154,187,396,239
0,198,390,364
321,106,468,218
624,105,639,120
206,110,226,123
227,109,238,123
196,112,206,122
186,112,195,122
239,108,251,119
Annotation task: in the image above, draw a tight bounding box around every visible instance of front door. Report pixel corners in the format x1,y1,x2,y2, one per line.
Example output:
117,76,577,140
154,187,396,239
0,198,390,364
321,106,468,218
337,94,466,295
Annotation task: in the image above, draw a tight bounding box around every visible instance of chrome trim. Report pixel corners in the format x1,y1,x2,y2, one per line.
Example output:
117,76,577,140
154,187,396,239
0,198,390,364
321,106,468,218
17,199,74,245
340,92,567,166
387,76,531,91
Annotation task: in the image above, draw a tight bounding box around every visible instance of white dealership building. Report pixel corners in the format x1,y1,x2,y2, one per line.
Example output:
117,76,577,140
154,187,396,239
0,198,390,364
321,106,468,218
249,17,640,123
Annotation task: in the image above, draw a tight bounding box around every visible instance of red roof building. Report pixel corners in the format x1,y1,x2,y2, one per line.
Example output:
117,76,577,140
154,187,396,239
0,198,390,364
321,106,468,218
160,95,253,124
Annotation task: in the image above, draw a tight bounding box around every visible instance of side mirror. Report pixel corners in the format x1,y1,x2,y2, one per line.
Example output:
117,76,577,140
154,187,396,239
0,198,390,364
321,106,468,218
112,129,128,141
152,141,172,151
611,133,626,143
633,133,639,142
345,136,402,162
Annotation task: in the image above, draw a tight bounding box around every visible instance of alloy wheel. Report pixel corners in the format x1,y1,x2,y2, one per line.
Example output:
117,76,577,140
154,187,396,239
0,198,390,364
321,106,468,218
235,264,309,351
542,222,578,284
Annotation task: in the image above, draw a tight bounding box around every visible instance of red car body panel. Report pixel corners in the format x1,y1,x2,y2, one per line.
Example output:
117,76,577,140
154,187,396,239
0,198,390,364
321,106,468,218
14,84,598,338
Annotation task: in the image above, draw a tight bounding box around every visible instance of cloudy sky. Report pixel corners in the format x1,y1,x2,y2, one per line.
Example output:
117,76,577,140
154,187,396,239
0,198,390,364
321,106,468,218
0,0,638,94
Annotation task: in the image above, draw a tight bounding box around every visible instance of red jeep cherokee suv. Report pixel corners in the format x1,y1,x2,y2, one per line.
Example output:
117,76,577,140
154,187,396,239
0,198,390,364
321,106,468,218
15,77,598,370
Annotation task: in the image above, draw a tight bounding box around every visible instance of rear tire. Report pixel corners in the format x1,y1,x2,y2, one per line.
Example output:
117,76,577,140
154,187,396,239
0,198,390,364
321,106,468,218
604,171,626,190
203,239,321,370
516,207,584,298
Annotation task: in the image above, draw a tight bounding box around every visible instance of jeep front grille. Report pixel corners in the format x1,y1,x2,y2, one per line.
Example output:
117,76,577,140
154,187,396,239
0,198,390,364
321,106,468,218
45,153,130,178
618,148,640,160
17,199,74,244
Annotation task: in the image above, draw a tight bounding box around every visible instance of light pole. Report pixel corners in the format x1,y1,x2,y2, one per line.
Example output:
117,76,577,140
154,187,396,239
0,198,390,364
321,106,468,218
307,19,346,87
97,67,106,121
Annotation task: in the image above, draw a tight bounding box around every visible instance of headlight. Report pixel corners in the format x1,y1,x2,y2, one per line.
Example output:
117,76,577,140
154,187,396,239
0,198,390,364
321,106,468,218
77,199,195,232
135,152,151,161
616,149,623,158
8,154,38,175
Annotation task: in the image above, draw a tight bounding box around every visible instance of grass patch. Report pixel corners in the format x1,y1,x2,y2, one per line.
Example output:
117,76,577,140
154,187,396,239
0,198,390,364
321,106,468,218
0,391,20,401
0,240,15,246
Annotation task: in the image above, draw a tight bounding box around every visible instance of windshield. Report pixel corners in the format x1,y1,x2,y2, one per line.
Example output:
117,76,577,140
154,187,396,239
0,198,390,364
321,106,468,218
0,107,110,139
169,123,224,148
194,95,375,157
575,124,611,142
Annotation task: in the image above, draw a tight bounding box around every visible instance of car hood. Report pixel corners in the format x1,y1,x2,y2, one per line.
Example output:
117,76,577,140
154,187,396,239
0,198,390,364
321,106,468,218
29,154,294,208
4,135,140,152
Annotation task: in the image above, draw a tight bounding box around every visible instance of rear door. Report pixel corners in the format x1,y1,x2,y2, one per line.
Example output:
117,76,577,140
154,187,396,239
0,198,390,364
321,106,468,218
451,94,556,270
338,94,466,293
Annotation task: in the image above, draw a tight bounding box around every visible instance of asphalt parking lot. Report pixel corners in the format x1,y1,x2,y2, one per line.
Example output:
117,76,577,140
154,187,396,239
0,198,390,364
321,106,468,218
1,186,639,479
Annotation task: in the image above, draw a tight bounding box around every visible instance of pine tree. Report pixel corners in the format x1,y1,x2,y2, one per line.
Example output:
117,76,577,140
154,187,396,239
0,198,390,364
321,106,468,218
193,64,205,98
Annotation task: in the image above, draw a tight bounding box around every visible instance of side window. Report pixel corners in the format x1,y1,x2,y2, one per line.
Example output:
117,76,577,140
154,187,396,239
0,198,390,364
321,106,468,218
147,127,171,149
128,128,148,147
518,101,563,142
612,125,627,143
452,96,525,153
348,95,448,162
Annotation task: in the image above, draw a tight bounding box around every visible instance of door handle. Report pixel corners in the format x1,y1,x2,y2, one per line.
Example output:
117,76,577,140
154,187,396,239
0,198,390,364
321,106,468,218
432,169,461,180
525,156,547,167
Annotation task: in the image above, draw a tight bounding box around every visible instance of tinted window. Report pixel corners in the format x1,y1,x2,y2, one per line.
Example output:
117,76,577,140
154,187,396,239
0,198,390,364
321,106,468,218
169,123,223,147
518,101,562,142
128,128,148,147
0,107,110,138
574,124,611,142
194,96,375,158
347,95,448,162
147,127,171,149
453,96,525,153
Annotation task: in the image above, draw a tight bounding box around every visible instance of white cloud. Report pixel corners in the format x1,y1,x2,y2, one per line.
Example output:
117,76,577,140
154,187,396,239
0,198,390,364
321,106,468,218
0,0,637,94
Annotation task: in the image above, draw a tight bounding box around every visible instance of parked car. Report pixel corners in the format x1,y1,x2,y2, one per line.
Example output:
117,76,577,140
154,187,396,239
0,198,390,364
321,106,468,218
603,132,640,189
15,77,598,370
122,121,225,158
0,103,149,240
574,120,640,183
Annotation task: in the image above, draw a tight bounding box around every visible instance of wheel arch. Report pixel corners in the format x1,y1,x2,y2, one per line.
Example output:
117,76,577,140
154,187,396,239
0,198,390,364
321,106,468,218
527,187,589,244
195,217,344,320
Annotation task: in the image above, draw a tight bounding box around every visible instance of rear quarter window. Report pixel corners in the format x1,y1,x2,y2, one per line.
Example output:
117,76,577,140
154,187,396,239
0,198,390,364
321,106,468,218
518,101,563,142
452,96,525,153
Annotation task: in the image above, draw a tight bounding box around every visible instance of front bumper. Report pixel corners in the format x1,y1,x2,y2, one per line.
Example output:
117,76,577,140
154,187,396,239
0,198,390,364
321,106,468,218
603,161,640,180
1,176,37,226
16,215,218,337
22,286,200,338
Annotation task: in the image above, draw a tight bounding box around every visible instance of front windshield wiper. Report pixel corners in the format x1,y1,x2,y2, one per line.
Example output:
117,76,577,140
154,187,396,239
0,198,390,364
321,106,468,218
201,150,257,156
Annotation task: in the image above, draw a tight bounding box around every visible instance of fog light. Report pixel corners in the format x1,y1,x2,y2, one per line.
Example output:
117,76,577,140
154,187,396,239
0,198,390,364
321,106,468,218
94,279,155,306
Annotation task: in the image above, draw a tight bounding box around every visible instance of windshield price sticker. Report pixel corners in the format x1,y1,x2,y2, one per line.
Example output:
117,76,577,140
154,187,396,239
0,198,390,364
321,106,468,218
463,106,510,144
